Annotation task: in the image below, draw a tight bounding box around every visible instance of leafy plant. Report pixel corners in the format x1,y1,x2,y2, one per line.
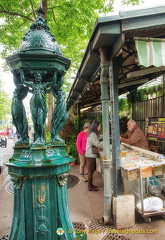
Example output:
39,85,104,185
119,96,131,119
0,79,12,123
60,114,79,160
132,84,164,102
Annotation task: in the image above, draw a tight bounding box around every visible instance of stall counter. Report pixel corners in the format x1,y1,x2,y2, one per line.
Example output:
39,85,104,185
120,143,165,181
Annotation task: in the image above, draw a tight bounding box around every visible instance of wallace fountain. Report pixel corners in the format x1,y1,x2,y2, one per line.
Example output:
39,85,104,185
5,7,75,240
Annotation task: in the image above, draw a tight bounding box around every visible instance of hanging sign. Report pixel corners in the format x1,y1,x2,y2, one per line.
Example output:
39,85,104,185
145,117,165,142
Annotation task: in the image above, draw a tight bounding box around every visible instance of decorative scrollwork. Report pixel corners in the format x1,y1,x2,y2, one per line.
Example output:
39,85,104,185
10,176,23,189
58,173,68,186
35,203,50,236
24,62,31,66
37,223,49,236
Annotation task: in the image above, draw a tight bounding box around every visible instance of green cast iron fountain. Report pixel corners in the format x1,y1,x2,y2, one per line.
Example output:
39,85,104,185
5,7,75,240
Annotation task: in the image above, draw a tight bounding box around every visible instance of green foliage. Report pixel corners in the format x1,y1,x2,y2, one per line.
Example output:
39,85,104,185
118,97,131,118
122,0,142,5
0,0,114,67
133,84,163,102
0,0,142,131
80,112,99,127
62,77,73,98
0,0,142,96
0,79,11,123
45,130,51,142
60,114,79,160
67,107,99,149
117,96,130,133
119,98,127,111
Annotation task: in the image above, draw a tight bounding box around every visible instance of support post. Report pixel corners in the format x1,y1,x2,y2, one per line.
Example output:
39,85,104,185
109,57,123,196
77,102,81,133
98,48,112,224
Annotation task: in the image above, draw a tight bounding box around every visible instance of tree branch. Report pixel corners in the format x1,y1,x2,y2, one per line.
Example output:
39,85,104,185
0,4,5,10
29,0,36,19
47,6,67,13
0,10,33,21
51,8,56,23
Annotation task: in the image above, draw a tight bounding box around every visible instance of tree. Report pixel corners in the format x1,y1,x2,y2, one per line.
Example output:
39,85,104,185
0,0,141,130
122,0,142,5
0,0,141,69
0,79,11,123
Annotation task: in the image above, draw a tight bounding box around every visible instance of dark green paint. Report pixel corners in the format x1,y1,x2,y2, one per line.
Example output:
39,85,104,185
5,7,75,240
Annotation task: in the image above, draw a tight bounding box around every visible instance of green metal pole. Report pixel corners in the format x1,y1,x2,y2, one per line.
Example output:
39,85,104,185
109,58,123,196
99,48,112,224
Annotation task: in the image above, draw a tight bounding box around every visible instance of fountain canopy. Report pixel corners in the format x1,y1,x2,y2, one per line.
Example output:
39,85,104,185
6,7,71,74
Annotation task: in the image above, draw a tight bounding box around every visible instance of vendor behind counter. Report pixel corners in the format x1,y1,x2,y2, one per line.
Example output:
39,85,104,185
120,119,148,150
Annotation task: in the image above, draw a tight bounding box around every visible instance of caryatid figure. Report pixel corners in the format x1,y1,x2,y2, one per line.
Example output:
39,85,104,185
51,71,66,142
19,69,57,144
11,70,29,144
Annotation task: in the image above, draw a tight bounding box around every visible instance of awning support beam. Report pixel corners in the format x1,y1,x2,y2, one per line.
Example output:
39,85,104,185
99,47,112,224
110,57,123,196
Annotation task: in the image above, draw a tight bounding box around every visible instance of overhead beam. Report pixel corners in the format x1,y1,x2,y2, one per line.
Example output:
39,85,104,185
112,33,125,58
118,78,149,88
82,101,101,108
127,66,165,78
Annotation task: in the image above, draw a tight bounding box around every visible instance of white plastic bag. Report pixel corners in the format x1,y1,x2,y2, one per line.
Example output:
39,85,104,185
137,196,163,212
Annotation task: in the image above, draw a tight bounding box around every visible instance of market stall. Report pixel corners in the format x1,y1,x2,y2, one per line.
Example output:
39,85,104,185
66,4,165,225
120,143,165,222
99,143,165,222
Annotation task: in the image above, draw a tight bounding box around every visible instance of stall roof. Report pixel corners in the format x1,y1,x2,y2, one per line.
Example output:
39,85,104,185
66,5,165,110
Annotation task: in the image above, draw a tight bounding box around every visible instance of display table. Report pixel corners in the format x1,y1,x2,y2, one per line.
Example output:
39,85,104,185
98,143,165,179
120,143,165,181
99,143,165,223
120,143,165,223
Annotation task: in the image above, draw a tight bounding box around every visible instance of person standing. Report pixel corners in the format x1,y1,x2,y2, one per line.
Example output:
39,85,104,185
6,127,10,140
120,119,148,150
85,120,103,191
76,123,90,182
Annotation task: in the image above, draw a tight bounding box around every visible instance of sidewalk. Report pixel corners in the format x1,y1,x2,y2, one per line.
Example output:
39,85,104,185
0,139,14,188
68,166,165,240
0,140,165,239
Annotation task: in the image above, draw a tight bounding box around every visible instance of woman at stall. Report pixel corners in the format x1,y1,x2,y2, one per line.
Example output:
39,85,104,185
85,120,103,191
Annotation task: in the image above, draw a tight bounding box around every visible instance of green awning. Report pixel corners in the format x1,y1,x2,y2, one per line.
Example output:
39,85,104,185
134,37,165,67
